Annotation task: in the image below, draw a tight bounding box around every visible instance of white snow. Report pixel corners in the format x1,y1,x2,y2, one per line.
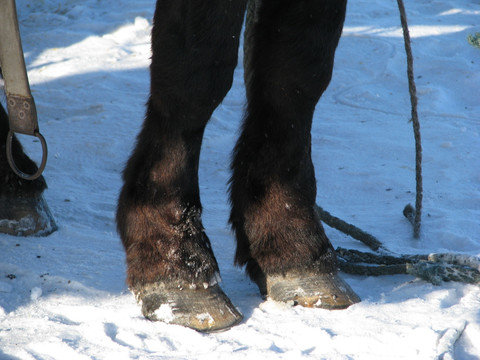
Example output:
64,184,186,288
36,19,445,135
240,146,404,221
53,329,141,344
153,304,174,324
196,313,215,328
1,0,479,359
30,286,42,301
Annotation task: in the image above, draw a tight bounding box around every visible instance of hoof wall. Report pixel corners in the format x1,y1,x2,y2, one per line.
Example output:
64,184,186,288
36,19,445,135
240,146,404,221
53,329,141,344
0,193,57,236
135,283,243,332
266,272,360,309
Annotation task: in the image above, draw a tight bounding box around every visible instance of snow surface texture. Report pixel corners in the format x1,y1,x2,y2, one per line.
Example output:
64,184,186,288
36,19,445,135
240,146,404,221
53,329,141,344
1,0,479,359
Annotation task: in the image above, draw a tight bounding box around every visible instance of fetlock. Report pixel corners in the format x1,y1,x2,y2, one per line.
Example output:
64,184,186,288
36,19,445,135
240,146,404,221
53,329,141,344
117,198,220,286
231,196,360,309
117,196,242,331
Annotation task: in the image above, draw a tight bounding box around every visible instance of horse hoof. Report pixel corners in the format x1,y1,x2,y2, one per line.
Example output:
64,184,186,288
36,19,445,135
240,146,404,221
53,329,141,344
265,272,360,309
134,283,243,332
0,193,57,236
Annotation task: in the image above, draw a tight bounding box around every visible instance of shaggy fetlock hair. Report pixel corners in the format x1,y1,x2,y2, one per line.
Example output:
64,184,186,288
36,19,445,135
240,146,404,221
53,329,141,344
116,112,220,289
229,181,339,286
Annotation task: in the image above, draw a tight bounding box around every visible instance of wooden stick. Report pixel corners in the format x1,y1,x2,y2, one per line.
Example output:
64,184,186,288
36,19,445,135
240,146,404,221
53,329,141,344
396,0,423,238
315,205,383,251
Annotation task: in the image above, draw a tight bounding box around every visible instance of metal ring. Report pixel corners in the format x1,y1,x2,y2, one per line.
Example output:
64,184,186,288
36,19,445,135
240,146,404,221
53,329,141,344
6,130,48,181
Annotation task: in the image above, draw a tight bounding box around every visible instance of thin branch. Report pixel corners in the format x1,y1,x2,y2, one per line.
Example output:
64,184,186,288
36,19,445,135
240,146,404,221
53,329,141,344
338,260,407,277
336,247,426,265
396,0,423,238
315,205,383,251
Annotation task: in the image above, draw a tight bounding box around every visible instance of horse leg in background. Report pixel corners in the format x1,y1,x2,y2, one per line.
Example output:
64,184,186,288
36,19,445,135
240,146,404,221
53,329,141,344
230,0,360,308
116,0,247,332
0,103,56,236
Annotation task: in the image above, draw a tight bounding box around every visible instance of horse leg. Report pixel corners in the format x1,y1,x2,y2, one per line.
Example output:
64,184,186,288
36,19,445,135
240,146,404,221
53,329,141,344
230,0,360,308
116,0,247,332
0,103,56,236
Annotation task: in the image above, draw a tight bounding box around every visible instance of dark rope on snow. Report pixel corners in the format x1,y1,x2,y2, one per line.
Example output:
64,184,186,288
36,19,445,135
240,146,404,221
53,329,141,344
315,205,480,286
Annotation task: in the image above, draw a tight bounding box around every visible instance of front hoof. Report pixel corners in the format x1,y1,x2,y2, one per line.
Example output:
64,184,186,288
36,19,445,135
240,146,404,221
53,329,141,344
134,283,243,332
266,272,360,309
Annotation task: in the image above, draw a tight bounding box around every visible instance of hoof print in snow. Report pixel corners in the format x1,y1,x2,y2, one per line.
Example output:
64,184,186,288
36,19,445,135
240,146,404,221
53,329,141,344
134,283,243,333
265,272,360,309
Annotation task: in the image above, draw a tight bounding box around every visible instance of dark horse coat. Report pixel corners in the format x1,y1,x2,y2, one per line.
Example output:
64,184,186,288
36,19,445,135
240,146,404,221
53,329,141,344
1,0,359,332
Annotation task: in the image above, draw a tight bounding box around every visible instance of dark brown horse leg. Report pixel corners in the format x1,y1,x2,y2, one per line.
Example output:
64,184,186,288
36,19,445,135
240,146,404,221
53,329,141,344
116,0,247,332
0,104,56,236
230,0,360,308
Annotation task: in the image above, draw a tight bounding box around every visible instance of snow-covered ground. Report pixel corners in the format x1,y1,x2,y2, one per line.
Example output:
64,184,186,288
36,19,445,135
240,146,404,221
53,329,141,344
1,0,479,358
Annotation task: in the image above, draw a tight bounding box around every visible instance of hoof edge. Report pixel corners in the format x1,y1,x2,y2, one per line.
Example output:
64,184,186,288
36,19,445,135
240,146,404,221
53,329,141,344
266,272,360,309
135,283,243,332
